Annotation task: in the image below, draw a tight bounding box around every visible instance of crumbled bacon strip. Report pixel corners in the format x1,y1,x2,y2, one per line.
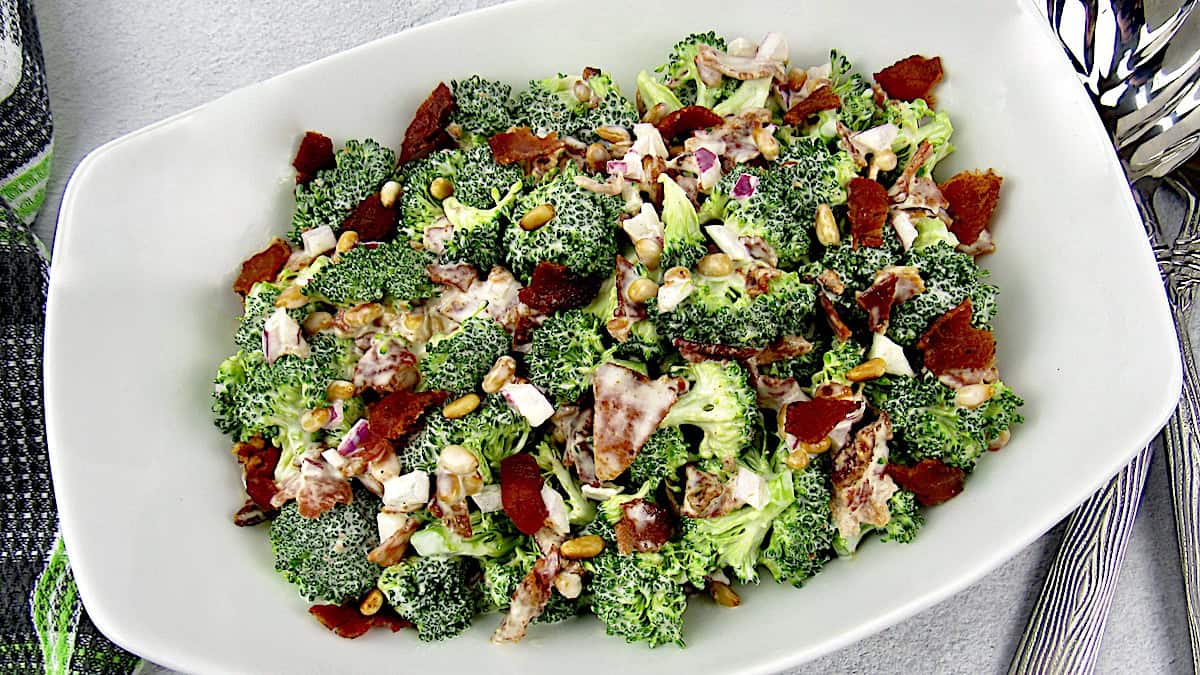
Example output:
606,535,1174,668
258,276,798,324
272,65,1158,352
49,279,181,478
873,55,943,103
656,105,724,140
782,84,842,125
755,335,813,366
292,131,336,185
493,550,558,643
592,363,683,481
751,369,808,413
232,238,291,296
886,459,965,506
615,499,674,554
340,193,398,243
233,438,281,512
367,389,448,441
353,346,419,394
553,406,599,486
917,300,998,388
681,465,737,518
427,262,478,291
673,338,760,364
284,458,354,518
432,468,474,538
856,275,899,334
232,499,273,527
367,515,420,566
940,169,1003,247
489,127,567,166
818,294,853,342
830,416,898,540
309,603,409,639
847,177,889,248
399,82,454,164
501,453,550,536
518,261,602,313
889,141,933,203
816,268,846,295
784,398,861,444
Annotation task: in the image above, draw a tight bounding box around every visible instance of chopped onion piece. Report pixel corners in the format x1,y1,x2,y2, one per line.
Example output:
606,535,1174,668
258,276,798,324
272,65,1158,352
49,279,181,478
500,383,555,427
262,307,309,364
731,467,770,510
705,225,752,261
731,173,759,199
382,470,430,511
471,484,504,513
336,419,370,456
632,123,669,159
868,333,915,376
301,225,336,258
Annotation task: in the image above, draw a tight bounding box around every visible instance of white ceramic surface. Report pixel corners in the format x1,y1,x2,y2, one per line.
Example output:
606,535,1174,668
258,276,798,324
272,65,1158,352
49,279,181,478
44,0,1182,673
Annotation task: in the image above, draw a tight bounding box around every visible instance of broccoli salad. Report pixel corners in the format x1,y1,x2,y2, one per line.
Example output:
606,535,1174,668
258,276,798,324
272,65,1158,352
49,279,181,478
212,32,1023,647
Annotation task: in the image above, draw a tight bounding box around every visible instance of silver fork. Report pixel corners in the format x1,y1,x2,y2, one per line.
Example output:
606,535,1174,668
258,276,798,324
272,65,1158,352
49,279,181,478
1010,1,1200,672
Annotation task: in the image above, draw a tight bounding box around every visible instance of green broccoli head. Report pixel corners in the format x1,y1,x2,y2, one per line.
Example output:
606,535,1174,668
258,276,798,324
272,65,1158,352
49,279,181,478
879,490,924,543
886,98,955,176
411,510,522,559
661,360,761,462
628,426,690,490
268,485,381,603
516,70,636,140
702,167,813,270
503,163,619,282
290,139,396,243
576,71,639,139
647,31,740,110
400,393,531,480
526,309,614,404
398,149,459,235
419,315,511,396
440,179,523,269
866,374,1023,471
302,242,435,307
660,173,707,271
762,463,835,587
887,242,997,345
377,556,480,642
810,339,864,388
449,76,515,145
829,50,886,132
235,282,308,353
756,272,819,337
586,552,688,648
757,337,826,383
775,135,858,212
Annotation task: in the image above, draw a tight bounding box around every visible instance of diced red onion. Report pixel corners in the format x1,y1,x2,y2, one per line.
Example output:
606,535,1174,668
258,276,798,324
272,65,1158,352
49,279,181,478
732,173,758,199
337,419,370,456
606,160,627,175
695,147,718,173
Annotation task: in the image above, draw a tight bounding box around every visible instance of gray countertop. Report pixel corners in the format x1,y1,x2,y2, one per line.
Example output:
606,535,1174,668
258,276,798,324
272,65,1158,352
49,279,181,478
32,1,1192,672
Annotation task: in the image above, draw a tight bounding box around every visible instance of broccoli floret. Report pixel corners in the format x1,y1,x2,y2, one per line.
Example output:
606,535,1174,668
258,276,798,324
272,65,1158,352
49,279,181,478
810,339,864,388
302,242,435,307
212,334,358,479
586,552,688,648
756,271,819,338
663,469,796,584
628,427,690,490
419,315,510,396
526,309,614,404
581,509,618,544
829,50,885,132
452,145,526,211
910,215,960,251
268,485,381,603
377,556,479,642
660,360,761,462
534,439,596,525
400,393,531,480
762,463,835,587
516,70,636,140
235,282,308,353
449,76,515,146
585,270,665,362
700,167,813,269
757,337,826,383
879,490,924,544
290,139,395,243
503,163,618,282
660,173,707,271
885,98,954,176
775,135,858,213
411,511,522,559
440,179,523,269
642,31,740,111
866,374,1023,470
887,242,997,345
398,149,459,235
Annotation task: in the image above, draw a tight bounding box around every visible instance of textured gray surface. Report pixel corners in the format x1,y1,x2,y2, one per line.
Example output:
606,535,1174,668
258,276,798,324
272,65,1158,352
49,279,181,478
30,1,1192,672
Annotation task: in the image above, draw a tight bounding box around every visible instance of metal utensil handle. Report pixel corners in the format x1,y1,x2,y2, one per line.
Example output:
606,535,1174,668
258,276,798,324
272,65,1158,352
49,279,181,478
1007,448,1153,674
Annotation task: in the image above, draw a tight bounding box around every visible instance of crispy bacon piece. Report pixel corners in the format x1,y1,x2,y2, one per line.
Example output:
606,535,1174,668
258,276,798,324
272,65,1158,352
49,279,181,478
340,193,398,243
399,82,454,164
831,416,898,540
592,363,682,481
784,398,861,444
293,459,354,518
233,499,273,527
233,438,281,512
681,465,737,518
367,389,448,440
493,550,558,643
889,141,933,203
755,335,813,366
816,268,845,295
856,274,898,334
292,131,336,185
656,105,724,140
353,345,419,393
232,238,291,296
847,177,889,248
427,262,478,291
367,515,420,566
818,294,853,342
941,170,1003,247
309,603,410,639
501,453,549,536
673,338,760,364
518,261,602,313
783,85,842,125
917,300,998,388
886,459,965,506
615,499,674,554
873,55,943,103
489,127,567,166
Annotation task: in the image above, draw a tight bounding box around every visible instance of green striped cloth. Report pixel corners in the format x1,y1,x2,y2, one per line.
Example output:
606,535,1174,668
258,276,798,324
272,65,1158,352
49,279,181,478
0,1,140,672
